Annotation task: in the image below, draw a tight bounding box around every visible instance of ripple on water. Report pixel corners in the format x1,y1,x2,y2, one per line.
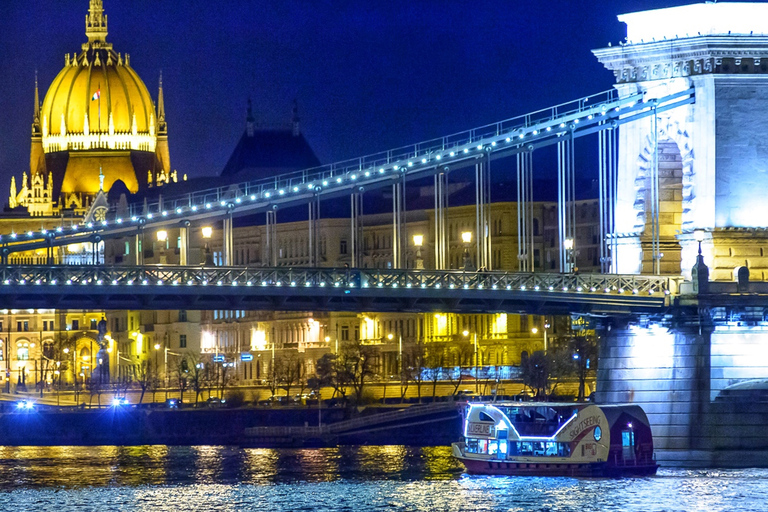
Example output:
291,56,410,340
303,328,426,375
0,446,763,511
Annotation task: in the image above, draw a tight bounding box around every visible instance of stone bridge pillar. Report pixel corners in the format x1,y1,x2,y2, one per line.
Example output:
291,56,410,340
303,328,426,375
597,318,712,465
599,276,768,466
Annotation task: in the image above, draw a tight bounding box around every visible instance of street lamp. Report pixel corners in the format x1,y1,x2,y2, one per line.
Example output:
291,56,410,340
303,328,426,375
154,343,161,388
563,238,574,273
201,226,215,266
693,229,706,256
461,231,474,271
413,234,424,270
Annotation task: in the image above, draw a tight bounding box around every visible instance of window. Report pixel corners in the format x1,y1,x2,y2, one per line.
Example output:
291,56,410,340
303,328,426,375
341,325,349,341
90,319,97,330
179,334,187,348
72,320,79,330
179,310,187,322
340,240,348,255
17,321,29,332
17,347,29,361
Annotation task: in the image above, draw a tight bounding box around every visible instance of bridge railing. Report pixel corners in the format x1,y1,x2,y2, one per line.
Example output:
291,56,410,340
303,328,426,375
0,265,678,296
115,89,632,219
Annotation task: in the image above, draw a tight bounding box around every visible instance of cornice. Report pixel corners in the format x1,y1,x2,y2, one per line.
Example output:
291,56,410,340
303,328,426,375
594,36,768,83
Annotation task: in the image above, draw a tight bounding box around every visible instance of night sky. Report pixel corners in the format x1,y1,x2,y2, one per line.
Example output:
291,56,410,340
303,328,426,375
0,0,701,195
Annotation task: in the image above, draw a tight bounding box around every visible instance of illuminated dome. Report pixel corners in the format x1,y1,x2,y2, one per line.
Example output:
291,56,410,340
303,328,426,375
10,0,173,214
41,50,157,147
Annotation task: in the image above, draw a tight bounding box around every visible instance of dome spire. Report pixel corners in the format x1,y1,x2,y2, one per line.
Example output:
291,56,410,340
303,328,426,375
32,71,41,136
85,0,108,46
157,70,167,134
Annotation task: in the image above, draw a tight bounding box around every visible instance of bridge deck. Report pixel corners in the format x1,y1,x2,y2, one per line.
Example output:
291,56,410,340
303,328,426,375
0,266,674,313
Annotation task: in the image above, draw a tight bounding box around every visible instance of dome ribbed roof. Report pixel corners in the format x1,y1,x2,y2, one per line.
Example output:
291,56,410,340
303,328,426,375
42,51,156,138
39,1,157,146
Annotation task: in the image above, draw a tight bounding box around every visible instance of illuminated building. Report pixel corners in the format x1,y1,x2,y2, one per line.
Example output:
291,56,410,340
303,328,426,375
9,0,174,219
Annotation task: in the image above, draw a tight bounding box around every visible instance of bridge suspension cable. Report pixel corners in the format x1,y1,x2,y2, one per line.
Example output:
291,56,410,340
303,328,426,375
0,88,694,257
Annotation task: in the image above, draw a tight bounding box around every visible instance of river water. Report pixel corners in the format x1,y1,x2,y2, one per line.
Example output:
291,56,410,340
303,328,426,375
0,445,763,511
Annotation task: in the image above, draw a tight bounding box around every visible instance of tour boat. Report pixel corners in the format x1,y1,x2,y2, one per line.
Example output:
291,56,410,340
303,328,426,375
452,402,658,477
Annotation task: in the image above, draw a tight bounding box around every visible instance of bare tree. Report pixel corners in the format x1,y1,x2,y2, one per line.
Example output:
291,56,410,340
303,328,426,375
425,349,444,400
173,356,190,403
134,359,153,404
275,352,302,400
521,350,549,399
187,354,208,404
86,376,106,408
315,353,346,401
340,339,379,404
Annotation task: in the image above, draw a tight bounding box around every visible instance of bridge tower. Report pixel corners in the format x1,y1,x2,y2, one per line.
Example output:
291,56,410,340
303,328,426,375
594,3,768,280
595,4,768,466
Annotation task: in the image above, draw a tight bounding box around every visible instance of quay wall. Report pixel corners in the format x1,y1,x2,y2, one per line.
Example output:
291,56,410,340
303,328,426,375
0,406,460,447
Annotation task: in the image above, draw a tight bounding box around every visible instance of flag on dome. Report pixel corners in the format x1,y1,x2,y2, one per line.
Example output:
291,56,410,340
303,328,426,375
91,89,100,101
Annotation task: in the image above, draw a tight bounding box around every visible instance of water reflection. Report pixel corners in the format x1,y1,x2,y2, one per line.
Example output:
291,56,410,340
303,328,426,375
0,445,463,489
0,449,765,511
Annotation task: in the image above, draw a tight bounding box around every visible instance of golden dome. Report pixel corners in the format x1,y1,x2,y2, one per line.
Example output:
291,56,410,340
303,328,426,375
39,0,159,154
18,0,172,201
41,52,156,141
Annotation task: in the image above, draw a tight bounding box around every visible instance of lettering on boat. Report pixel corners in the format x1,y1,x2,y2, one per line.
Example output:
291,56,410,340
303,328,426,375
568,415,601,440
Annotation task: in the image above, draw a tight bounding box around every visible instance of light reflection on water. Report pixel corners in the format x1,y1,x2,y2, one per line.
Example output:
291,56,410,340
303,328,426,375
0,446,763,511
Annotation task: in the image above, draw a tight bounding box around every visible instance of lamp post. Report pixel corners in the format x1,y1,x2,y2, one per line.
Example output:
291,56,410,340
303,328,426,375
463,330,479,392
461,231,474,271
156,230,168,265
64,346,77,405
201,226,215,266
54,367,60,406
413,234,424,270
694,229,705,255
154,343,161,399
563,238,574,273
692,229,709,294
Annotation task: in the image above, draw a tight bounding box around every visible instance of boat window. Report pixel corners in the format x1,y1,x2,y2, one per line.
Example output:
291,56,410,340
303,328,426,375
511,441,571,457
479,412,494,422
622,430,636,460
465,438,490,454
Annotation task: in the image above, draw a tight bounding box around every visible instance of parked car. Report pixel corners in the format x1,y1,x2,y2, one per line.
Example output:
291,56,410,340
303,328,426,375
206,397,226,408
265,395,292,406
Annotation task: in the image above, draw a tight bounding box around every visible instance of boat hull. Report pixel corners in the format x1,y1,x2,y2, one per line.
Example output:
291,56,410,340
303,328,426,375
456,455,658,477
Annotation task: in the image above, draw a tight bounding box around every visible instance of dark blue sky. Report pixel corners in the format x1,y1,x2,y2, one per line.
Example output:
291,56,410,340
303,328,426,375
0,0,699,192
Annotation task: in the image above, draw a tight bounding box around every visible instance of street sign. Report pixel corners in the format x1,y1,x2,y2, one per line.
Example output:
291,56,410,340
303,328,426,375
212,355,225,363
240,353,253,362
571,315,594,331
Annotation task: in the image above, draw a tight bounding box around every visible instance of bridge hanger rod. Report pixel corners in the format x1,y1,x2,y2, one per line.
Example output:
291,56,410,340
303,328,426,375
1,89,693,255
